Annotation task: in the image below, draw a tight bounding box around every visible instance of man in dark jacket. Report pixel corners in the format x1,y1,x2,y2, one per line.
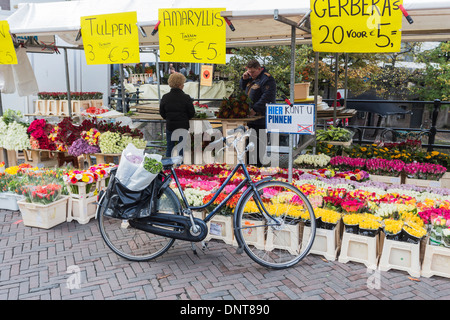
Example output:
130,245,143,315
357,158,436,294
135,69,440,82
239,59,277,166
159,73,195,157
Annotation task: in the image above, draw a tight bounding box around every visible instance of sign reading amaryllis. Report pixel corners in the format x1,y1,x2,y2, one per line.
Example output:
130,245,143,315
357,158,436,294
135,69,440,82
310,0,403,53
158,8,226,64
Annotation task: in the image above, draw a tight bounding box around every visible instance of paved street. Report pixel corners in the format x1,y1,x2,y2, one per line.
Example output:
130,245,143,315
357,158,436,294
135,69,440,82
1,208,450,301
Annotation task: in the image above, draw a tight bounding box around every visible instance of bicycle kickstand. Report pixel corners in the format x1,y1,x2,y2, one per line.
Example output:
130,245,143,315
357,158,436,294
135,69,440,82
191,243,198,255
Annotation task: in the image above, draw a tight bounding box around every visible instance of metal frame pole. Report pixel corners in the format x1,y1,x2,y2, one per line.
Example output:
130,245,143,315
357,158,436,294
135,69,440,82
63,48,72,117
288,26,296,183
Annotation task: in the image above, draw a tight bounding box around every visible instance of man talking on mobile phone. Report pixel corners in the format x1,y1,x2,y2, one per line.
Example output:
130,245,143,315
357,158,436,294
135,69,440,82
239,59,277,167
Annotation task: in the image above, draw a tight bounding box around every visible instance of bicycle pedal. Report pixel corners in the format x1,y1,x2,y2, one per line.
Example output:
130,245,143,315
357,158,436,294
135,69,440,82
201,241,208,251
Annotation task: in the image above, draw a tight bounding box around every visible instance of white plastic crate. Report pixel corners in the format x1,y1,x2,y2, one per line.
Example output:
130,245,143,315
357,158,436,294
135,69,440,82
17,196,68,229
0,192,24,211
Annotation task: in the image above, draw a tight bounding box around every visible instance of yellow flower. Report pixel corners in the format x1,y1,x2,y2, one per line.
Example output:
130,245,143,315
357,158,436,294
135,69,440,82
359,219,380,230
384,219,403,234
403,223,426,238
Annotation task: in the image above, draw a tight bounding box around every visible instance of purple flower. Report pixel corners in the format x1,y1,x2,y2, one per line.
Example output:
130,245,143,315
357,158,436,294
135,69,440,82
68,138,100,157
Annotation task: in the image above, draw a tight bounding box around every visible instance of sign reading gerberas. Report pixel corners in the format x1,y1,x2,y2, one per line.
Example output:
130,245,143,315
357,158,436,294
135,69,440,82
216,92,251,119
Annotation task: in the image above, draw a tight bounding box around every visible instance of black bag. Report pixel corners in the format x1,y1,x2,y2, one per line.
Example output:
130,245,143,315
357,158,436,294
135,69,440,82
102,170,166,220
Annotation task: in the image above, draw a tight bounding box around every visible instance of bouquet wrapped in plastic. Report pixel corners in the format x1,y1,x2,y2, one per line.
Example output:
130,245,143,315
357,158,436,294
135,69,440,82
115,143,162,191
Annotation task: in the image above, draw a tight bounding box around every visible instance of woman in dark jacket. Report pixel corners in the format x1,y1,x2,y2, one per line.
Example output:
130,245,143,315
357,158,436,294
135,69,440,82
159,72,195,157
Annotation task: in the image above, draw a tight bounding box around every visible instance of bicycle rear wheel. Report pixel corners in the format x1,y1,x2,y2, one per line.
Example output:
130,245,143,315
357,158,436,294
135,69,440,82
234,181,316,269
98,187,181,261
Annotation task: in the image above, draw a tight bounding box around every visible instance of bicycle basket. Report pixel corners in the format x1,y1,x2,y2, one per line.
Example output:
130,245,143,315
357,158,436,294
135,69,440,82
102,172,165,220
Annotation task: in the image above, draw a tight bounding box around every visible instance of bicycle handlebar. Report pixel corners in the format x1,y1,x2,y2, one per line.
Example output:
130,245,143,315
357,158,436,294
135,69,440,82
208,126,252,161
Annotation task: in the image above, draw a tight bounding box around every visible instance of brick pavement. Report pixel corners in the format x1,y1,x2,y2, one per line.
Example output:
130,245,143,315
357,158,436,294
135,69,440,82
1,208,450,301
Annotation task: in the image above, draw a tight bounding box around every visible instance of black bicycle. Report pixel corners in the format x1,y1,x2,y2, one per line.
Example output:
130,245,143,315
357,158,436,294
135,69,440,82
97,127,316,269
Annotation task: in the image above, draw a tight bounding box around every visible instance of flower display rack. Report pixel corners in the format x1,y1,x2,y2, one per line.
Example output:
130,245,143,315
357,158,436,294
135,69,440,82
205,214,234,245
17,196,68,229
378,236,422,278
0,192,24,211
34,99,102,116
265,224,300,256
66,182,98,224
421,244,450,279
338,231,381,269
67,196,97,225
369,174,402,185
404,177,443,189
302,221,342,261
232,218,266,250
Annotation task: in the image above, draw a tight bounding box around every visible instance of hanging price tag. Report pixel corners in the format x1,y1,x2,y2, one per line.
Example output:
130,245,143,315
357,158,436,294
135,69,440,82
158,8,226,64
80,11,140,65
310,0,403,53
0,21,17,65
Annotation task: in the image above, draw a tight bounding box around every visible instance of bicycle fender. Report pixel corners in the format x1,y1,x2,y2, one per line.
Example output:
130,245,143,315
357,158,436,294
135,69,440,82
233,177,273,244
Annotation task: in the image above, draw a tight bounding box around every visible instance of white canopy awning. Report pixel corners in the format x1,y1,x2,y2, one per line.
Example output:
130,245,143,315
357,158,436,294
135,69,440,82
6,0,450,48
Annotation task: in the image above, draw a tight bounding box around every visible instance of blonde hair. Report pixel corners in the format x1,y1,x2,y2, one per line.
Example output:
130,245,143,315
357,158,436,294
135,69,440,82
168,72,186,89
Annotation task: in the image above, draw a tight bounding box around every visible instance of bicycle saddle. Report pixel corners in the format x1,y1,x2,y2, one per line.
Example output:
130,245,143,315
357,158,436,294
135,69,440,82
161,156,183,169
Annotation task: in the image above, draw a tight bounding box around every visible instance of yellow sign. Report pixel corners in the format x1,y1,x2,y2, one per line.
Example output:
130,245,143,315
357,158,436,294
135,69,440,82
0,21,17,64
158,8,226,64
310,0,403,53
200,65,213,86
80,12,140,65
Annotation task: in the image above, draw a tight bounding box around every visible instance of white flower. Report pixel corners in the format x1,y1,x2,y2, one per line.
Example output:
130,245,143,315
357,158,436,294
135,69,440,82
172,187,211,207
294,154,330,167
3,121,30,151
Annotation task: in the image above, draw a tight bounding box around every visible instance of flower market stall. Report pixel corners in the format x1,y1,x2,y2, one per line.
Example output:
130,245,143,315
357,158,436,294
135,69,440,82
2,0,450,281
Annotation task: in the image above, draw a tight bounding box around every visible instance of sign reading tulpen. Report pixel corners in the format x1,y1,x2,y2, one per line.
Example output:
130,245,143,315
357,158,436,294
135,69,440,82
0,21,17,64
266,104,315,135
80,12,140,65
310,0,403,53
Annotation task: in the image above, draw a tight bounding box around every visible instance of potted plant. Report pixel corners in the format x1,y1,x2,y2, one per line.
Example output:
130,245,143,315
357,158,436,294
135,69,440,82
316,125,353,146
402,222,427,244
216,92,251,119
342,213,361,234
358,218,381,237
17,182,68,229
383,219,403,241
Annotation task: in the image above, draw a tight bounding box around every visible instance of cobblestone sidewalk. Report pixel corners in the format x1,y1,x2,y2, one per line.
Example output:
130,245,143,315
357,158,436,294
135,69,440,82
1,209,450,300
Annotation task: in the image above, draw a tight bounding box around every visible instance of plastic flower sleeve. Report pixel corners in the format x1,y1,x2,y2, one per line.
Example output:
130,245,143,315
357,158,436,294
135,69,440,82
115,143,144,187
26,180,62,205
126,153,163,191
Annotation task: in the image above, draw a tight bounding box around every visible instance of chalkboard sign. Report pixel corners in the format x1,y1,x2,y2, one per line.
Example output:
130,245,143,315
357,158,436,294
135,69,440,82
158,8,226,64
310,0,403,53
80,12,140,65
0,21,17,65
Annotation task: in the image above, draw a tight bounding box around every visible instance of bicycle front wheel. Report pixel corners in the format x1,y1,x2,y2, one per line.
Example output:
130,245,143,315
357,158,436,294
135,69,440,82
98,187,182,262
235,181,316,269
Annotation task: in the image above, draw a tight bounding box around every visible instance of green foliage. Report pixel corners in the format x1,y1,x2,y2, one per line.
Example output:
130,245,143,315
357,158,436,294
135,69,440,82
413,42,450,102
316,126,353,142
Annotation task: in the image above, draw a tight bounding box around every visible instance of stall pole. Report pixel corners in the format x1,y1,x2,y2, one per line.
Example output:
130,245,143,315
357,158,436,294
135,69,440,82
0,90,8,167
155,50,161,103
119,63,125,113
198,63,202,105
343,53,348,109
288,25,296,183
63,48,72,117
333,53,339,126
313,51,319,154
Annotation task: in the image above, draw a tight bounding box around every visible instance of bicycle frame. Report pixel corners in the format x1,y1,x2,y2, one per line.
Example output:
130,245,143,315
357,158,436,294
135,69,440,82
168,162,274,224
